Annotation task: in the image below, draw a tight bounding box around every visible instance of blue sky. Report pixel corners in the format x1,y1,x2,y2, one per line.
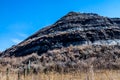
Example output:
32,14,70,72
0,0,120,51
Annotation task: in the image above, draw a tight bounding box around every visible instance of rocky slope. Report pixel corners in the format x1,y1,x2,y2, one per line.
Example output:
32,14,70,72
0,12,120,71
1,12,120,57
111,18,120,27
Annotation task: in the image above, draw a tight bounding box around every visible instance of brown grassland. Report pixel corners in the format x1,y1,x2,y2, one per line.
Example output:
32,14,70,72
0,69,120,80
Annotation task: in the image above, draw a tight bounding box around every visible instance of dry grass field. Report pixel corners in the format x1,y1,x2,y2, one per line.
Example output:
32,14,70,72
0,69,120,80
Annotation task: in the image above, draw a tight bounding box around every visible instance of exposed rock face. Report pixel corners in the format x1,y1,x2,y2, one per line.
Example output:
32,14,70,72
1,12,120,71
111,18,120,27
1,12,120,57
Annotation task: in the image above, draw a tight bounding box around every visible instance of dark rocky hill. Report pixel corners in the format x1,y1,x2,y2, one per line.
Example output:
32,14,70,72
1,12,120,72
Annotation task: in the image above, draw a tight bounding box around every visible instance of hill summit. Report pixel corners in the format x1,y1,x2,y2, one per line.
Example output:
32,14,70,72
1,12,120,72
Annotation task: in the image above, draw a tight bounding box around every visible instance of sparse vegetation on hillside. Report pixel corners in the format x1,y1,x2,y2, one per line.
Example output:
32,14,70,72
0,45,120,73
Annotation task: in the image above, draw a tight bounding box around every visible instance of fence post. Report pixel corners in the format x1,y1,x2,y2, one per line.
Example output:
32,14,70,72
6,68,9,80
23,68,26,79
18,71,20,80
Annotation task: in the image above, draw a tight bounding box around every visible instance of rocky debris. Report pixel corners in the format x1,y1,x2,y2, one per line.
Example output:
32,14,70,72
1,12,120,72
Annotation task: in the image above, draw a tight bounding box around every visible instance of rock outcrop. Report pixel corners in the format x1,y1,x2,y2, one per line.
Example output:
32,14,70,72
1,12,120,71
